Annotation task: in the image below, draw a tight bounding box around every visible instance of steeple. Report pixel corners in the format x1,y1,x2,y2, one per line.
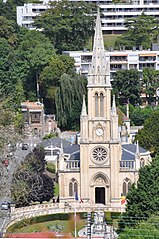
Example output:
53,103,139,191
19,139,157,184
88,7,111,87
81,95,87,117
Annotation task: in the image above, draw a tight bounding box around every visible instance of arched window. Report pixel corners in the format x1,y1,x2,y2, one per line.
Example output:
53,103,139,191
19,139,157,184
140,158,145,168
95,93,99,117
123,182,126,195
100,93,104,117
128,182,131,191
122,178,131,196
69,182,73,196
69,178,78,197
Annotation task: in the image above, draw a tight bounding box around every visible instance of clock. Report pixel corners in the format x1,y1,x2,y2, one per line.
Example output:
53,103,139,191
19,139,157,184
96,127,103,136
92,147,108,164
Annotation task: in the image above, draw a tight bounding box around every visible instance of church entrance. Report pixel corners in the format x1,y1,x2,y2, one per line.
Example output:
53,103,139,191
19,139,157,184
95,187,105,205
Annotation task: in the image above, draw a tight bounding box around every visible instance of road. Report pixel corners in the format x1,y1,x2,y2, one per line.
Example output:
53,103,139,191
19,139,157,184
0,137,41,235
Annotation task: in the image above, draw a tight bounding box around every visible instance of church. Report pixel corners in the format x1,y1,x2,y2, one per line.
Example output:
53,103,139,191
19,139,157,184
58,9,151,207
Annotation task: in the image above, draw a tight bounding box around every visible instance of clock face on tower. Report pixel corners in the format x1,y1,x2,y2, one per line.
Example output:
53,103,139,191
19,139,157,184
96,127,103,136
92,147,108,164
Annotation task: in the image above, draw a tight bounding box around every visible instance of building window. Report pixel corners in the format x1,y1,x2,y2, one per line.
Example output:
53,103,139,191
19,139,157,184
31,113,40,123
122,178,131,196
95,93,99,117
69,178,78,197
100,93,104,117
123,182,126,195
140,158,145,168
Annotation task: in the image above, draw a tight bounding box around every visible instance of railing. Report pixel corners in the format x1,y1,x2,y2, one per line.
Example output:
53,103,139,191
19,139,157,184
120,160,135,171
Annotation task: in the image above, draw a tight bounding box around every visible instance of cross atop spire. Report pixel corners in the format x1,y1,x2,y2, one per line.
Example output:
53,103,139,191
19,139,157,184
88,7,111,87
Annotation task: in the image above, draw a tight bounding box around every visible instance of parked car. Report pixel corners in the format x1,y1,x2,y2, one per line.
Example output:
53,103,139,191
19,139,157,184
22,143,29,150
1,201,10,210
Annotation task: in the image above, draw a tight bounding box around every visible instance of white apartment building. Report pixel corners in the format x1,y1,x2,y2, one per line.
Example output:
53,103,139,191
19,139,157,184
62,49,159,79
17,0,159,33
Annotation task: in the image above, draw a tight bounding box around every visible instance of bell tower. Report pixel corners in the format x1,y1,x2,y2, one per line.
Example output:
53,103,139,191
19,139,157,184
80,8,122,205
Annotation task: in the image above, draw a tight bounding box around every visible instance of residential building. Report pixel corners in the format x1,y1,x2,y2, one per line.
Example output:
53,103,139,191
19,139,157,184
57,10,151,207
62,49,159,80
21,101,57,138
17,0,159,32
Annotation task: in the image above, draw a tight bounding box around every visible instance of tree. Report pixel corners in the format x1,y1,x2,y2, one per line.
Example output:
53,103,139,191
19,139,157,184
118,155,159,233
14,30,55,100
115,13,159,50
112,69,141,106
142,68,159,105
11,147,54,207
34,0,96,53
40,54,75,114
136,109,159,154
55,73,87,129
119,215,159,239
130,106,153,126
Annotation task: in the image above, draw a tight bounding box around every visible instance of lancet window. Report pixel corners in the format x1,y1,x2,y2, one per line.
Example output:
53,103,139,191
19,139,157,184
69,178,78,197
122,178,131,196
95,92,104,117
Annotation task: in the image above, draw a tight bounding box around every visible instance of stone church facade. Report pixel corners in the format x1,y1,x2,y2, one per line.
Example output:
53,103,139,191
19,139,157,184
58,9,151,207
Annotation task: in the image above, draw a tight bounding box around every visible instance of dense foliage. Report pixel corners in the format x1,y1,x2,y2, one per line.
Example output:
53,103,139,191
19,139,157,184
11,147,54,207
130,105,153,126
115,13,159,50
55,74,87,129
142,68,159,105
0,1,95,129
35,0,96,53
119,215,159,239
112,69,141,105
136,109,159,154
119,155,159,232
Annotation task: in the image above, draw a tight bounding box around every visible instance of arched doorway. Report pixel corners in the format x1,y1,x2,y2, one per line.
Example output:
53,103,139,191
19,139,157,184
95,187,105,204
90,173,110,205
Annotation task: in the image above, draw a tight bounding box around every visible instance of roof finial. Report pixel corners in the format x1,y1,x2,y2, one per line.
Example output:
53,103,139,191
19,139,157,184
81,95,87,117
112,95,116,114
136,140,140,157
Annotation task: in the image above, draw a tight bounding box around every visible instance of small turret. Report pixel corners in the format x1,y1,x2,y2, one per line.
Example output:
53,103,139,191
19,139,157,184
81,95,87,117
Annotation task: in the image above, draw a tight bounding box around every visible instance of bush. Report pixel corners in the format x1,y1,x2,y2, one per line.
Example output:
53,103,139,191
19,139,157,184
46,162,55,174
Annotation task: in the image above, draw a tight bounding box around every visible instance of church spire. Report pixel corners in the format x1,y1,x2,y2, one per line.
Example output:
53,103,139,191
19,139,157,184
81,95,87,117
88,7,111,87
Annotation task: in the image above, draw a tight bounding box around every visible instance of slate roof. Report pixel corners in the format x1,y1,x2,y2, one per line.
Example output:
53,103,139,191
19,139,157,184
40,137,148,162
122,144,148,161
40,137,71,149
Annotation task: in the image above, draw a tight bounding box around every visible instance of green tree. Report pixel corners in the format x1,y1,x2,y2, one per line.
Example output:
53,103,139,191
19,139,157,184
11,147,54,207
130,106,153,126
35,0,96,53
55,73,87,129
14,30,55,100
136,109,159,154
40,54,75,113
112,69,141,106
119,155,159,231
142,68,159,105
115,13,159,50
119,215,159,239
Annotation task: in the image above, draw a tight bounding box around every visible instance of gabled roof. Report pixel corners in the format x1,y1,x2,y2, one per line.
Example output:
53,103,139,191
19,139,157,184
40,137,71,149
122,144,148,161
64,144,80,160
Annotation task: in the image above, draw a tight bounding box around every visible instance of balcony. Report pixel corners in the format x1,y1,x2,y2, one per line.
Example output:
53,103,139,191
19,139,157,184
66,160,80,171
120,160,135,171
